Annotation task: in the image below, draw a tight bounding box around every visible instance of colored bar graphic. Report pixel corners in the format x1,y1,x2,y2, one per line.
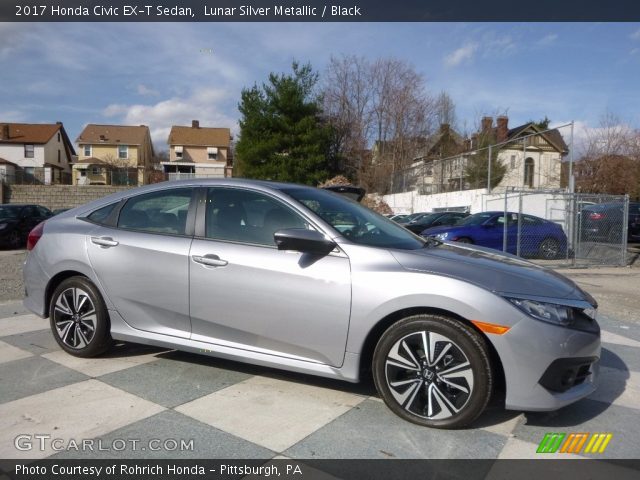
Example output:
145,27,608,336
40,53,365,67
537,433,566,453
537,432,613,454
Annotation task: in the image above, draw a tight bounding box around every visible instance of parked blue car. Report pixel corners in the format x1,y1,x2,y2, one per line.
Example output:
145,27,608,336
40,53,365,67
421,211,567,259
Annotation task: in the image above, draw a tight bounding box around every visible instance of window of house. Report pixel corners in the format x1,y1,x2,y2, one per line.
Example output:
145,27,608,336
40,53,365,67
118,145,129,159
57,133,61,142
58,150,61,163
84,145,91,157
175,146,183,159
205,187,309,246
24,144,34,158
80,170,87,177
207,147,218,161
510,155,516,169
524,157,535,188
118,188,192,235
91,167,103,175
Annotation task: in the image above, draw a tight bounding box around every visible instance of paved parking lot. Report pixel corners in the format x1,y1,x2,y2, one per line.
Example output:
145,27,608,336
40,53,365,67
0,290,639,460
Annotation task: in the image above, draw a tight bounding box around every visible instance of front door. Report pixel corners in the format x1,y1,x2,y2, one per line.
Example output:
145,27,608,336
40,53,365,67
189,186,352,367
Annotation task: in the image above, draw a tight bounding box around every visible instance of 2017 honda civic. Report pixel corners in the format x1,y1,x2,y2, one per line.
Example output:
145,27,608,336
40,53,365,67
23,179,600,428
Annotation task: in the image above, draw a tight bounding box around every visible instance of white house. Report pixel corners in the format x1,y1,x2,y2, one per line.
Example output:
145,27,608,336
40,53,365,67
0,122,75,184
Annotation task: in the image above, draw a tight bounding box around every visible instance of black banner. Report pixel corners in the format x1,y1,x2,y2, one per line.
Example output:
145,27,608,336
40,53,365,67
1,459,640,480
3,0,640,22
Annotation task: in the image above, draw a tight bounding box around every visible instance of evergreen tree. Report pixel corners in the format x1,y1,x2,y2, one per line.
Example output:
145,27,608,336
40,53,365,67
465,132,506,189
235,62,331,185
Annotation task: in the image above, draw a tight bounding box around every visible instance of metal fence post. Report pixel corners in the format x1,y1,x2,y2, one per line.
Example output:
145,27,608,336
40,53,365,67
503,190,508,253
622,194,629,266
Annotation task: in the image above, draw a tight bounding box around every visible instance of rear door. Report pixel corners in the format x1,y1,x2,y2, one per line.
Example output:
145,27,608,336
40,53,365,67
87,188,195,338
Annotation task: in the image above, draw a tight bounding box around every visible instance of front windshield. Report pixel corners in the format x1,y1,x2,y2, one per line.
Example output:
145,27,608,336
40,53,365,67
281,188,426,250
457,212,495,226
0,206,20,220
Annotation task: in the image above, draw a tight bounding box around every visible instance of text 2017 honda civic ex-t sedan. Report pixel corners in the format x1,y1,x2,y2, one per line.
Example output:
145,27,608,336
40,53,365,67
23,179,600,428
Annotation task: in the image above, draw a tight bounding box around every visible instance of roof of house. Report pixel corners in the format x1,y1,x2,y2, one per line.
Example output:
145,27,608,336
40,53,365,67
76,124,151,146
0,123,62,145
505,123,569,153
168,126,231,147
0,158,17,166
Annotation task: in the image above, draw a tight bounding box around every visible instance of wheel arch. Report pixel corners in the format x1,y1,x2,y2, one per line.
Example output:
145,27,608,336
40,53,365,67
357,306,505,396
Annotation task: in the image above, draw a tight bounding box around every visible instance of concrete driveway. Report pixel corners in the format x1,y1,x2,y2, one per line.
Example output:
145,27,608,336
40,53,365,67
0,289,638,460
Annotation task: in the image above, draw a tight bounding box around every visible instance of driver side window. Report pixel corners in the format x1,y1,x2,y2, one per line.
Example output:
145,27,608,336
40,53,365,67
205,188,310,246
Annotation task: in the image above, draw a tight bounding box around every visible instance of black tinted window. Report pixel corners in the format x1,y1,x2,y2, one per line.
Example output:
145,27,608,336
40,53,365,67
118,189,192,235
87,203,118,225
205,188,309,246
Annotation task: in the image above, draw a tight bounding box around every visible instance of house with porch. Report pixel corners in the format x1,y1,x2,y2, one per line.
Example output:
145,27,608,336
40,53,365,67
163,120,233,179
0,122,75,184
411,116,568,194
73,124,154,185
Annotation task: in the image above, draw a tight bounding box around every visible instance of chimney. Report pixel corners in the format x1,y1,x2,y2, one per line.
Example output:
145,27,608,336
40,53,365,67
192,120,199,129
481,116,493,133
1,124,9,140
496,116,508,143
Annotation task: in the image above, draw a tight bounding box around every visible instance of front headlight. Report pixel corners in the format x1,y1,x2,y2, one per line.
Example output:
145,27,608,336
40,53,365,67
434,232,449,240
0,223,8,231
507,298,574,327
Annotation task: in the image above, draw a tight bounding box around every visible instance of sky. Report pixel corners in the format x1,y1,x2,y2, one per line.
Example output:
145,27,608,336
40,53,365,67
1,22,639,153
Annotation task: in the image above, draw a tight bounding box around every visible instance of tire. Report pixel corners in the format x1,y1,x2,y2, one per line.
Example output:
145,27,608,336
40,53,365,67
373,314,493,429
538,237,560,259
49,276,113,357
455,237,473,244
8,231,21,249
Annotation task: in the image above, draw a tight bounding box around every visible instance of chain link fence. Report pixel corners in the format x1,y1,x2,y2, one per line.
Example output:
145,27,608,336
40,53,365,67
486,191,630,267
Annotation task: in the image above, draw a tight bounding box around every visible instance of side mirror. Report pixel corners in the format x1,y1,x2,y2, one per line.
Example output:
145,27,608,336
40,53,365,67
274,228,336,255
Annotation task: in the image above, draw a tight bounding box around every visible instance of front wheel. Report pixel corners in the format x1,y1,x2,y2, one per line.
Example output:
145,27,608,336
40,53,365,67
538,237,560,259
373,314,493,428
49,276,113,357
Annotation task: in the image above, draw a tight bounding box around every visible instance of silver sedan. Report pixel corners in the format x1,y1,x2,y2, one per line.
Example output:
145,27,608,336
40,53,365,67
23,179,600,428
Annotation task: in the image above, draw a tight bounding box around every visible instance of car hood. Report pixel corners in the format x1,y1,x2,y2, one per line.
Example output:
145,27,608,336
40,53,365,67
420,225,465,236
390,242,596,306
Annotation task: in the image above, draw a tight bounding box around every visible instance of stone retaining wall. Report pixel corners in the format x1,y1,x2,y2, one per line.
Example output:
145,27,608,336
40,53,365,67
2,185,133,210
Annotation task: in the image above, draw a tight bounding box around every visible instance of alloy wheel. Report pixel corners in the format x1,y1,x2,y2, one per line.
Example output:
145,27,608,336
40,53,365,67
539,238,560,259
384,330,474,420
52,287,97,349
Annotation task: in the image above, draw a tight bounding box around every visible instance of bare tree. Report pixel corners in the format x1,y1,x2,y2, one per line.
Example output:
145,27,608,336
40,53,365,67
576,113,640,197
323,55,436,193
434,91,456,128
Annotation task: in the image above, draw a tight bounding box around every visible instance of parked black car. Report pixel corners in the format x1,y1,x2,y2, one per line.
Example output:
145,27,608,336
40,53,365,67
0,204,53,248
580,202,640,243
404,211,469,234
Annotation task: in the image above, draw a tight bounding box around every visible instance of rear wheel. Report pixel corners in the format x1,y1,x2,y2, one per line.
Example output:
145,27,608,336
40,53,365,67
455,237,473,244
373,314,493,428
538,237,560,259
49,276,112,357
8,230,21,248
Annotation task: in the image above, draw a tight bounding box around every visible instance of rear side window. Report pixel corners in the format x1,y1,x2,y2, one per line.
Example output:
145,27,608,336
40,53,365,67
87,203,117,225
117,189,192,235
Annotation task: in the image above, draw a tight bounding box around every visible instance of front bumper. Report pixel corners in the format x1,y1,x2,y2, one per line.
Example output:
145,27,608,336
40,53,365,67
489,314,600,411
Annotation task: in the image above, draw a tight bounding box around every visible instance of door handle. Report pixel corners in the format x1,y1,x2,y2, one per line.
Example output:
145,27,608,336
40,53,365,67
91,236,119,248
192,254,228,267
